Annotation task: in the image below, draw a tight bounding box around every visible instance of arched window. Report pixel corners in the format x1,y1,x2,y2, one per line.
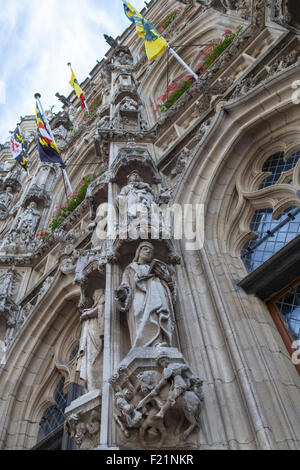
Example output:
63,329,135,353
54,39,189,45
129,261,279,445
258,150,300,189
36,377,68,447
34,345,82,450
241,206,300,273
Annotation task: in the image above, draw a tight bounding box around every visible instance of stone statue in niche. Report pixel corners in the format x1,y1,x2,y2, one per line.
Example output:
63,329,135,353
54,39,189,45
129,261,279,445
1,201,41,253
15,201,41,241
116,170,155,225
76,289,105,393
115,242,176,349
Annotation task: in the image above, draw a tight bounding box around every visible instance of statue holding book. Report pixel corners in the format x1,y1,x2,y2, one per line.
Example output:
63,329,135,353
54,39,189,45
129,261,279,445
115,242,176,349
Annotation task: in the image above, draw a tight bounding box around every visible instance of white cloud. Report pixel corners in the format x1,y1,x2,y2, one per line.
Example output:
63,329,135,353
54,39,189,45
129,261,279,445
0,0,146,143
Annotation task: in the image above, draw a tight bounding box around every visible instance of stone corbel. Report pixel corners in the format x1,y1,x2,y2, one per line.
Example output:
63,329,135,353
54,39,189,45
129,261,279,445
64,390,102,450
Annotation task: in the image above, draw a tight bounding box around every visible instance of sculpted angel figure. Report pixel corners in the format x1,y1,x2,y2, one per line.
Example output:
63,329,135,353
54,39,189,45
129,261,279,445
115,242,176,349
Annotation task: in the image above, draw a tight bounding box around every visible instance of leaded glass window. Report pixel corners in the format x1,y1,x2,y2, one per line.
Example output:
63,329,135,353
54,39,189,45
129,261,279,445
275,284,300,346
241,206,300,272
259,151,300,189
37,377,68,443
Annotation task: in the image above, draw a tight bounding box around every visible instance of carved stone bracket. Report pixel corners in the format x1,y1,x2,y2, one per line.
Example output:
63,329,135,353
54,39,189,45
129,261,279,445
64,389,102,450
109,347,203,449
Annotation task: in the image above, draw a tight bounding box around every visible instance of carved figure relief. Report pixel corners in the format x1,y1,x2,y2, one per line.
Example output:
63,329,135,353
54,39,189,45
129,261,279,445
110,348,204,448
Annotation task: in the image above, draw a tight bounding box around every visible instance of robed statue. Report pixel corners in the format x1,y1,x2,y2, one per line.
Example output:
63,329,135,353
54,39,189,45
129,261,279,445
76,289,105,392
115,242,176,349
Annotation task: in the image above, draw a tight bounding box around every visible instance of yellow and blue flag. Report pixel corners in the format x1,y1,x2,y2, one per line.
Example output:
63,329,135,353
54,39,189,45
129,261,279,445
123,1,168,61
35,102,66,169
10,127,29,172
69,65,86,109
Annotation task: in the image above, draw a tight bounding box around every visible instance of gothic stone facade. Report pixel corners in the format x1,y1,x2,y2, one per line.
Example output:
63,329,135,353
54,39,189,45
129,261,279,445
0,0,299,450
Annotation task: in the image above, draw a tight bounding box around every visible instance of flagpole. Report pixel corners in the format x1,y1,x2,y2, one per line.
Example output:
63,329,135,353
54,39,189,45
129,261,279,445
34,93,73,193
167,46,199,81
67,63,89,113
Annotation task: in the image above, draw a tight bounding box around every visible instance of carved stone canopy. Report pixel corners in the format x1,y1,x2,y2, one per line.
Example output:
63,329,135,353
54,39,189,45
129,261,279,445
1,170,22,193
111,147,162,187
271,0,300,31
74,248,106,310
22,184,52,209
112,239,180,270
85,172,109,221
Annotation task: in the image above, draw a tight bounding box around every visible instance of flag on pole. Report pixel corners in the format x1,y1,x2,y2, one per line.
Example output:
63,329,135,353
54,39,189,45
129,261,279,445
35,101,66,169
10,127,29,172
68,64,87,109
122,1,168,61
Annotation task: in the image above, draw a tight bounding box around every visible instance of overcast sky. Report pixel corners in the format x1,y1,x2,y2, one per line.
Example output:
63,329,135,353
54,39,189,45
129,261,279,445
0,0,146,143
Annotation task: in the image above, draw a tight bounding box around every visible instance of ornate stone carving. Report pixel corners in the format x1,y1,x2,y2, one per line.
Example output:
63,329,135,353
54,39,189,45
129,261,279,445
110,347,203,448
194,118,213,144
231,76,259,100
270,0,300,31
60,249,80,275
65,408,101,450
268,50,300,76
171,148,191,178
93,129,110,161
3,167,22,193
120,97,139,112
0,267,20,349
76,290,105,393
0,187,14,220
36,275,55,303
115,242,176,349
1,202,41,254
52,124,68,151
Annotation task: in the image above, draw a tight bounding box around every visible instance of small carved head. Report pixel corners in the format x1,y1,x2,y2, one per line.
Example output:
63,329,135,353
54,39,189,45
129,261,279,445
133,241,154,264
127,170,142,183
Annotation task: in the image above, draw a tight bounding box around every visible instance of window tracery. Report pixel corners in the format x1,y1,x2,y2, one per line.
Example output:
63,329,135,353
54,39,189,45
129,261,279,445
258,151,300,190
